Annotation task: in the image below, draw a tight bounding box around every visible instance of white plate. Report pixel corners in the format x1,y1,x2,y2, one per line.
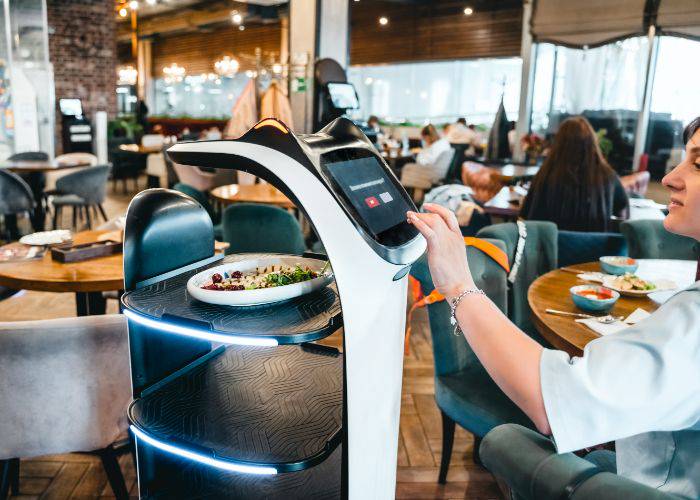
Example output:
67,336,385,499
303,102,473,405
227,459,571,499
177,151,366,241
601,275,677,297
187,256,334,307
19,230,72,246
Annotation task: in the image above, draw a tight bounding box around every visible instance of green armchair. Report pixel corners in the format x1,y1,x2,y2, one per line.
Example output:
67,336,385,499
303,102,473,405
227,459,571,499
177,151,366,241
409,240,535,484
480,424,676,500
620,219,700,260
477,221,558,343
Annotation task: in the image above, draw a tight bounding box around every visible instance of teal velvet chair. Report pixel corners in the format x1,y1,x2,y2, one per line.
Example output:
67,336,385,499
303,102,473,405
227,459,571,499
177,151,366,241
410,241,535,484
222,203,306,255
173,183,223,239
620,219,700,260
481,424,676,500
558,231,628,267
477,221,558,342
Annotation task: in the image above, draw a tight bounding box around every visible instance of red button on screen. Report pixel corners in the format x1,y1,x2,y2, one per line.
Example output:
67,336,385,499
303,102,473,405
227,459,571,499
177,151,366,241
365,196,380,208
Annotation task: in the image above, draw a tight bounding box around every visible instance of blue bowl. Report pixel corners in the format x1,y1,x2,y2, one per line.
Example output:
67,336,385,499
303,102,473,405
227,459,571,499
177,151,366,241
599,256,638,276
570,285,619,313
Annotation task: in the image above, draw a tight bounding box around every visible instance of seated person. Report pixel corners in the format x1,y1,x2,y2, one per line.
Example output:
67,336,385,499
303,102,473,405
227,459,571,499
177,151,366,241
401,124,453,191
444,117,477,145
520,116,628,232
406,115,700,499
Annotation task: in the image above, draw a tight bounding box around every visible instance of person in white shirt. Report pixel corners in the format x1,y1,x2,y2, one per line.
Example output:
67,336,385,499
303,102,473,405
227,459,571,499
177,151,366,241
444,117,477,146
406,115,700,499
401,125,454,194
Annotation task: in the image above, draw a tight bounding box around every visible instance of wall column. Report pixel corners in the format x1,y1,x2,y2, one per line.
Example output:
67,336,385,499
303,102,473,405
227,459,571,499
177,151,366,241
514,0,536,162
289,0,349,133
137,38,154,109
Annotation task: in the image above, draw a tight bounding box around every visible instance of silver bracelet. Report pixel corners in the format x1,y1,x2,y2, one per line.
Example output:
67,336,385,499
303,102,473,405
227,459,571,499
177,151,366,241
449,288,485,336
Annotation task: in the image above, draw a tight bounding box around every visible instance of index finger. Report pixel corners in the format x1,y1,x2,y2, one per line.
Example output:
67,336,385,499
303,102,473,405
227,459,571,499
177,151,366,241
423,203,461,234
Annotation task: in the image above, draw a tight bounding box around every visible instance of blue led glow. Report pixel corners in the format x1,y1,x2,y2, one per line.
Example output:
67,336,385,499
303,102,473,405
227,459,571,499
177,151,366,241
123,309,278,347
131,425,278,475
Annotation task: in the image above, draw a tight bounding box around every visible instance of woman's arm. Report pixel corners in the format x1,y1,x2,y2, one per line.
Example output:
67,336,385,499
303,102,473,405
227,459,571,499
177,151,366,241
407,203,551,434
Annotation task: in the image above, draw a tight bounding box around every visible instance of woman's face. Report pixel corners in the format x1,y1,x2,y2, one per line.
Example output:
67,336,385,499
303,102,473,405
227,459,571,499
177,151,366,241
662,129,700,240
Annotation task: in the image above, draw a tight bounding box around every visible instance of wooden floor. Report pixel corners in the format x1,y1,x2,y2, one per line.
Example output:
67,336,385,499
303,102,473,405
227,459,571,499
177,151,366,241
1,178,507,499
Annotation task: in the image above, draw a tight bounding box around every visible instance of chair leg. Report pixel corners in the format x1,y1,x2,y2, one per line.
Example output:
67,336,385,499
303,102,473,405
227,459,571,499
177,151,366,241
53,205,60,229
98,445,129,500
472,433,483,466
0,459,11,500
97,204,108,222
71,206,77,229
438,410,456,484
84,205,92,229
9,459,18,496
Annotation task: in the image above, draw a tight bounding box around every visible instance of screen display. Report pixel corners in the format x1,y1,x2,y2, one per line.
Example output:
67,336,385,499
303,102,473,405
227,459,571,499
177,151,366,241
325,155,413,238
59,98,82,116
327,83,359,110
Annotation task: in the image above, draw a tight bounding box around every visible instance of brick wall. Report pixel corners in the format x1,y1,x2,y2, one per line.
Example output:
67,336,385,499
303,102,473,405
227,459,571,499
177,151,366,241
47,0,117,154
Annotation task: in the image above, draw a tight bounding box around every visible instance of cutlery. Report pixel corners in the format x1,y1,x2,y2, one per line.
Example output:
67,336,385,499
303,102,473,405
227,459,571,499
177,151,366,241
545,308,622,324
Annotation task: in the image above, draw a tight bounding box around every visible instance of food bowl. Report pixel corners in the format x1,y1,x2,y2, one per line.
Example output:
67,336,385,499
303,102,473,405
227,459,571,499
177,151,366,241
570,285,619,313
599,256,638,275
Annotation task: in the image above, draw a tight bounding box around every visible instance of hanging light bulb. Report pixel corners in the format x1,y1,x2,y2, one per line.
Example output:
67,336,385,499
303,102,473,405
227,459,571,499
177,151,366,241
117,65,138,85
463,6,474,15
119,7,128,17
163,63,186,84
378,16,389,26
129,1,139,10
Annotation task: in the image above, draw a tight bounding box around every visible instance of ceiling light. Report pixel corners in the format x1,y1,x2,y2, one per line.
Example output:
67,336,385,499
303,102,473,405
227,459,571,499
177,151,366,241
463,6,473,15
379,16,388,26
239,25,245,31
129,1,139,10
117,65,138,85
214,56,240,78
146,0,156,4
231,11,243,24
272,63,283,74
119,7,128,16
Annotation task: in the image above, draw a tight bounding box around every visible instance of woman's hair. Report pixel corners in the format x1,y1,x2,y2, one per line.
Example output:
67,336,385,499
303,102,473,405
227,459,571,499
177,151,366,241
368,115,379,126
683,116,700,144
421,124,440,143
524,116,617,229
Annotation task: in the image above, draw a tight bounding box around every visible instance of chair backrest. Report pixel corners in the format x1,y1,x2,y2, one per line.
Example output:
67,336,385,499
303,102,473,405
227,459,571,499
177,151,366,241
620,219,700,260
173,182,217,223
477,221,558,340
0,169,35,214
558,231,628,268
222,203,306,255
461,161,504,203
55,152,98,166
0,314,130,459
410,239,508,377
433,148,455,182
55,164,110,204
8,151,48,162
444,143,469,183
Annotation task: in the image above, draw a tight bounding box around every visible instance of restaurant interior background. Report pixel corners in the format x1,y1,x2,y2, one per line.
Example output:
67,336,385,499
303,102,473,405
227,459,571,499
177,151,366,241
0,0,698,498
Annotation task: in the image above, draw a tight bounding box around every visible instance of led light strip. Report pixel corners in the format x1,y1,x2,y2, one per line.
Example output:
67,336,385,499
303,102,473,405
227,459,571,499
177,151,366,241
131,426,277,475
123,309,278,347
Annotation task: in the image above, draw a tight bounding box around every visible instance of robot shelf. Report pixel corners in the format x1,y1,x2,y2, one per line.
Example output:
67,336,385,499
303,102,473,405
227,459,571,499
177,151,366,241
121,254,343,346
129,343,343,474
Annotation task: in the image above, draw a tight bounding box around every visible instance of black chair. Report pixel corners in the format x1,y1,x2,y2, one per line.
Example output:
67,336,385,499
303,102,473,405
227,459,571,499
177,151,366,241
51,165,110,229
558,231,628,268
444,143,469,184
0,170,35,240
8,152,49,162
110,150,147,193
8,152,48,231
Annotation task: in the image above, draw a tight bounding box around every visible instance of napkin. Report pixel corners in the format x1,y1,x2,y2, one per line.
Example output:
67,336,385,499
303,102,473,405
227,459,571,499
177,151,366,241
575,308,651,336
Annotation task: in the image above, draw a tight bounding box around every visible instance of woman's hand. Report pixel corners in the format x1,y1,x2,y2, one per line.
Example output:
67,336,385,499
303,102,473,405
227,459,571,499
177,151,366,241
407,203,475,300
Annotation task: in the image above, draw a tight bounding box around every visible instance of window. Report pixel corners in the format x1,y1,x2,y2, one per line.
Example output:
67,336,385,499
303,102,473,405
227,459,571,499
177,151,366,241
347,58,522,126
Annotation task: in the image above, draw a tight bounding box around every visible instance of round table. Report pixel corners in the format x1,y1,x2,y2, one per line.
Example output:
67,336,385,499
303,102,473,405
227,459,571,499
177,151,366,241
0,230,123,315
528,259,697,355
210,183,294,209
0,160,91,173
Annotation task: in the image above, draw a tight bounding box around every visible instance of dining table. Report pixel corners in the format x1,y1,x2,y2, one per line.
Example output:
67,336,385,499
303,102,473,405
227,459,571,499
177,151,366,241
0,159,93,232
210,183,295,209
527,259,696,356
484,163,540,184
482,186,525,219
0,230,123,316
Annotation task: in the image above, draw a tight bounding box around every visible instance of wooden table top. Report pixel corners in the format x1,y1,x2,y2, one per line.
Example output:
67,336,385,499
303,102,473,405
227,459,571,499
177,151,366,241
0,160,91,173
486,164,540,182
119,144,163,154
0,231,123,292
528,259,696,356
210,183,295,209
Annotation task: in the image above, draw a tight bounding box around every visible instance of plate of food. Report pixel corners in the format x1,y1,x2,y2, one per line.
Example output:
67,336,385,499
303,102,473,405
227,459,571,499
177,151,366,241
602,273,676,297
187,256,334,306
